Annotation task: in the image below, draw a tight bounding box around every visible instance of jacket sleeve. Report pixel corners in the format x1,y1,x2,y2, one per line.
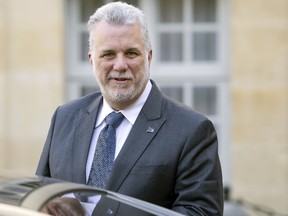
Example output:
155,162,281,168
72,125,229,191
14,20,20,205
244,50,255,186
172,119,224,216
35,107,59,177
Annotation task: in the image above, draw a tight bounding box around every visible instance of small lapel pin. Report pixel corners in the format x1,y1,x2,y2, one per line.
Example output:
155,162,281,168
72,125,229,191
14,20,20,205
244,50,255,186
146,127,154,133
106,209,113,214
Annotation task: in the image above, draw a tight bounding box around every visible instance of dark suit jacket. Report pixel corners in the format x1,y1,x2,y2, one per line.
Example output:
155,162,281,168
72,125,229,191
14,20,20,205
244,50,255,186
36,81,223,215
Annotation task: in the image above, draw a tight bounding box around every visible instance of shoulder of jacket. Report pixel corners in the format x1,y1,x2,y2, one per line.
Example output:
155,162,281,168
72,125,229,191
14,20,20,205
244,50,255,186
58,92,102,111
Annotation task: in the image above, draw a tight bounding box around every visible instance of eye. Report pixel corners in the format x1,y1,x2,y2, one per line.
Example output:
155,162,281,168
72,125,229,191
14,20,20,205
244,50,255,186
101,52,115,60
125,50,140,59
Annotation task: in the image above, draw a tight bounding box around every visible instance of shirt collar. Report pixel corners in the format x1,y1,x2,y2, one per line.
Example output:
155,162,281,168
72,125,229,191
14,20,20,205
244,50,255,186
95,81,152,127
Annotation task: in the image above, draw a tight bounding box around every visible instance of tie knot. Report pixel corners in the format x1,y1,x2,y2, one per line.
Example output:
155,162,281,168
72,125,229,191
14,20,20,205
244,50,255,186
106,112,124,129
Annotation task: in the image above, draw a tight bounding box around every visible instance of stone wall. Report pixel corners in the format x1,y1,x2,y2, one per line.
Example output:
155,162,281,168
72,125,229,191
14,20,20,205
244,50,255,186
231,0,288,214
0,0,64,174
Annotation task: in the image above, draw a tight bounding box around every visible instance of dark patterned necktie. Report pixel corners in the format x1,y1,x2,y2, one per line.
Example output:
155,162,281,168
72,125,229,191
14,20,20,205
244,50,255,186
87,112,124,188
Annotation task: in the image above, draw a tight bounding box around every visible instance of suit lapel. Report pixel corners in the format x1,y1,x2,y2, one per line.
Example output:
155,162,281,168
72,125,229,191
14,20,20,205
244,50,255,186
72,95,103,184
107,83,166,191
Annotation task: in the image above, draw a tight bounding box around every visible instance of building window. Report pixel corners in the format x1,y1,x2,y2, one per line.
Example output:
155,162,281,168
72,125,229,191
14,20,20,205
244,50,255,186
66,0,230,187
157,0,217,63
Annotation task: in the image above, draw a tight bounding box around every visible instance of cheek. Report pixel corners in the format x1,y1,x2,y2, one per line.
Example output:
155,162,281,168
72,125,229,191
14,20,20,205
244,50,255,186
95,61,112,75
129,59,146,73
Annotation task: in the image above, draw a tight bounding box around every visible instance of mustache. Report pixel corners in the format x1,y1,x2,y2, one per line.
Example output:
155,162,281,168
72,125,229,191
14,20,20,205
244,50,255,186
107,71,134,79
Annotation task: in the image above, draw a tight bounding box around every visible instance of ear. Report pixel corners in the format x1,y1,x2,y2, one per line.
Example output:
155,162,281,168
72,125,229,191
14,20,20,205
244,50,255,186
148,49,153,65
88,52,93,65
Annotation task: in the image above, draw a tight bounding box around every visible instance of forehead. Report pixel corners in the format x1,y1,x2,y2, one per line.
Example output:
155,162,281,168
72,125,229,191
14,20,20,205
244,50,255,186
90,21,145,50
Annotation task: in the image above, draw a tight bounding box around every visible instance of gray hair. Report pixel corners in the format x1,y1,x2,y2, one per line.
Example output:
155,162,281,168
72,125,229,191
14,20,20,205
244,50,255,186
87,1,151,52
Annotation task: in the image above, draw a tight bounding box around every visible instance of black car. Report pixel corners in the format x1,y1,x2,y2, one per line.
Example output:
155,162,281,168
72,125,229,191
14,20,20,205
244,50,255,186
0,170,185,216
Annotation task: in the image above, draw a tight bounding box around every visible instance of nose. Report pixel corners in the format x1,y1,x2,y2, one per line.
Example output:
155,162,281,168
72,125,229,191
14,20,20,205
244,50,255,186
113,54,128,72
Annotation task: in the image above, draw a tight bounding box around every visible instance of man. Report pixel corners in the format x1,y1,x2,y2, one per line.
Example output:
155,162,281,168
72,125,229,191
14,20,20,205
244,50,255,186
36,2,223,215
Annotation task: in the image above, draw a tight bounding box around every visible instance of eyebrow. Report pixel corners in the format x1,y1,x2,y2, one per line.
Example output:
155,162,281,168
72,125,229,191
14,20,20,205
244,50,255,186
126,47,142,53
99,47,142,53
